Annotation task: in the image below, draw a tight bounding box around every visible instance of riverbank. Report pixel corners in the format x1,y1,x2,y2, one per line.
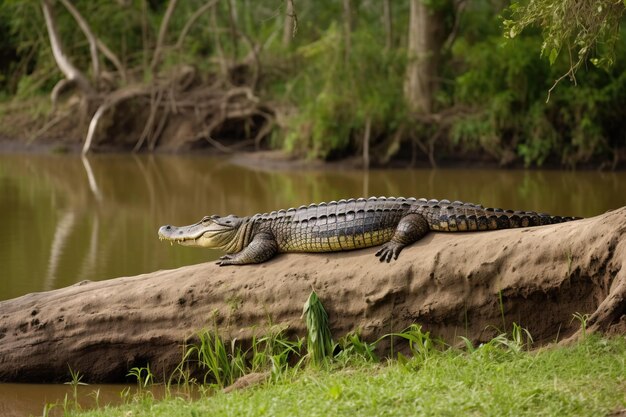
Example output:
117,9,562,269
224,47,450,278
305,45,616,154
2,132,625,172
47,335,626,417
2,96,625,171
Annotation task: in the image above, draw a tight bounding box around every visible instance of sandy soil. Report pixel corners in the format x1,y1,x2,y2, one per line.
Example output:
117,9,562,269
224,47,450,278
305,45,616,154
0,208,625,383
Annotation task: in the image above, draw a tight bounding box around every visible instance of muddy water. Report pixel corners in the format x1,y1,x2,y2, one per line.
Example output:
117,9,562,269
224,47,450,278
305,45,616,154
0,382,195,417
1,153,625,414
0,383,132,417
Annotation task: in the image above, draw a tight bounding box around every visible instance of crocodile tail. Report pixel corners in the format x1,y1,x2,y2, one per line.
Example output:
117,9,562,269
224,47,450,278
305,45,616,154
432,207,581,232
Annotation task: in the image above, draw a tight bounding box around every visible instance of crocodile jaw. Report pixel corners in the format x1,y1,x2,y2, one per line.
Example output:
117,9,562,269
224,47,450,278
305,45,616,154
158,225,204,246
158,222,236,248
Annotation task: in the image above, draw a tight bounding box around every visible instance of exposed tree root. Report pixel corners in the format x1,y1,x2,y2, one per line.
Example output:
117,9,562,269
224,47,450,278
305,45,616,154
37,0,275,154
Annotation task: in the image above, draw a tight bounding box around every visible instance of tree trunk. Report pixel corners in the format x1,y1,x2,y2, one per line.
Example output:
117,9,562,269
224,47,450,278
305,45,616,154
383,0,392,51
283,0,296,47
343,0,352,63
362,115,371,169
1,208,626,382
404,0,449,114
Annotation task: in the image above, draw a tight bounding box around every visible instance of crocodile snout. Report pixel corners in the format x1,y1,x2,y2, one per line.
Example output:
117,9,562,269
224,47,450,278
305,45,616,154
158,225,176,239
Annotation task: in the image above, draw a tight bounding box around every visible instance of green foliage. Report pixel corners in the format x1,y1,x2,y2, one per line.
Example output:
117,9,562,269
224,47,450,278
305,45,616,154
181,328,246,387
249,325,304,380
127,365,154,390
302,290,334,366
449,3,626,167
385,324,440,365
335,330,379,364
279,7,408,159
60,365,88,413
0,0,625,167
504,0,626,75
174,323,304,389
571,312,591,339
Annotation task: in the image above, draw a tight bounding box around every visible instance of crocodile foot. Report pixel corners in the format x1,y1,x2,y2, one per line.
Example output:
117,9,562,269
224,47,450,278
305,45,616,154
216,255,235,266
375,242,404,263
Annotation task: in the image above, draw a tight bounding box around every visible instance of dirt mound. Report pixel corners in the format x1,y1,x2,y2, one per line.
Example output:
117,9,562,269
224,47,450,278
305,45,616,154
0,208,625,382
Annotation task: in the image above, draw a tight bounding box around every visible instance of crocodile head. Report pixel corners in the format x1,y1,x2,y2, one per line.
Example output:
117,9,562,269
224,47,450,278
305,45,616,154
158,215,243,249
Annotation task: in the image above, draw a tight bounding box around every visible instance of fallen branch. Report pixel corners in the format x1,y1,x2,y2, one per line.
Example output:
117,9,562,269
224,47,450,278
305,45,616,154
1,208,625,382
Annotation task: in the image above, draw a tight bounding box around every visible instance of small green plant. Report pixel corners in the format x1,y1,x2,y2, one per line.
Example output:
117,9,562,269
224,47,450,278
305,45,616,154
335,330,379,364
488,322,533,354
384,324,439,365
41,402,56,417
250,325,304,379
458,336,477,353
64,365,87,411
182,329,246,387
498,290,506,331
119,386,133,404
510,322,534,352
302,290,334,366
571,312,591,339
88,389,101,409
127,365,154,390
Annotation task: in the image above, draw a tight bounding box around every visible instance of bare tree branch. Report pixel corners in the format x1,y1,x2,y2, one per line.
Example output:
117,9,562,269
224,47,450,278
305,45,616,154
82,86,148,155
227,0,240,56
41,0,95,98
58,0,127,83
151,0,179,73
283,0,297,47
176,0,221,49
140,0,149,72
58,0,100,81
442,0,468,52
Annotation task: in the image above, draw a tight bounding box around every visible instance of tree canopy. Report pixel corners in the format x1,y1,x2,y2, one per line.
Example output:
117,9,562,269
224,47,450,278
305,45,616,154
0,0,624,168
505,0,626,99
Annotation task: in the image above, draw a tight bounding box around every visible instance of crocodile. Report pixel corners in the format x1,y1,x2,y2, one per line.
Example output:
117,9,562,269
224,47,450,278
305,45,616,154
157,197,580,266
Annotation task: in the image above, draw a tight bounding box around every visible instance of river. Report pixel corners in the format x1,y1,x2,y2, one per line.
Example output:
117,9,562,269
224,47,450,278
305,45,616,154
1,153,625,415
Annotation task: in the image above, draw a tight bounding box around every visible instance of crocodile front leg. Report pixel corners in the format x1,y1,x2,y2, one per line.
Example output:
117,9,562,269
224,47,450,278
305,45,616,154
375,213,429,262
217,232,278,266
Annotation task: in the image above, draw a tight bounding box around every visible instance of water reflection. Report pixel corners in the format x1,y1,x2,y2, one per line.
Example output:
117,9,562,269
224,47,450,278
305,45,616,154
0,382,195,417
1,153,624,301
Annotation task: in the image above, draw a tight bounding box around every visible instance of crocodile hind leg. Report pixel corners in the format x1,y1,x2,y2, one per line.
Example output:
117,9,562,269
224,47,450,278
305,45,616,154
217,232,278,266
375,213,429,262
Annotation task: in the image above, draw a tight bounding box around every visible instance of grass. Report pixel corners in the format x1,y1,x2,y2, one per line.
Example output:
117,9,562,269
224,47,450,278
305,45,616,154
66,334,626,417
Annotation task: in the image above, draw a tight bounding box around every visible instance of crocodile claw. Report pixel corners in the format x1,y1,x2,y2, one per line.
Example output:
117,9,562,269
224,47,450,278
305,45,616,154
216,254,234,267
375,242,403,263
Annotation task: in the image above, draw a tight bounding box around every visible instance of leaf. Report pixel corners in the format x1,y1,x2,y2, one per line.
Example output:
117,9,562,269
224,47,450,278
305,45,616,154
549,48,558,65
